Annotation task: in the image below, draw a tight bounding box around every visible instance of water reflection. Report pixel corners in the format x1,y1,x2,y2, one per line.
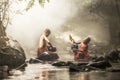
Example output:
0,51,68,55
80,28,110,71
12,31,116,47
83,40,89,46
70,72,89,80
6,64,69,80
70,72,120,80
1,64,120,80
38,71,48,80
38,70,70,80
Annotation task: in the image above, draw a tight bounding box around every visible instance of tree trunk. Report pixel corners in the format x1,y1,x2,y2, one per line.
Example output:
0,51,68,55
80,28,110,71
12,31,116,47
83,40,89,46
0,20,7,47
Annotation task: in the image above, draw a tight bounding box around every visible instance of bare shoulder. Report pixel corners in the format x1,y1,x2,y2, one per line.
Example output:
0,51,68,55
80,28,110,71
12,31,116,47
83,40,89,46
39,35,44,40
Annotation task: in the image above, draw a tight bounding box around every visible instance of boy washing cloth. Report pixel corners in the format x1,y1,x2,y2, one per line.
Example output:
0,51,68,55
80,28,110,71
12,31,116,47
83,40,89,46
70,35,91,61
74,37,91,61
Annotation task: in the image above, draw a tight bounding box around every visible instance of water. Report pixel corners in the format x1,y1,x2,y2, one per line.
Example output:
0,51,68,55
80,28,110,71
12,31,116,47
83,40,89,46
1,63,120,80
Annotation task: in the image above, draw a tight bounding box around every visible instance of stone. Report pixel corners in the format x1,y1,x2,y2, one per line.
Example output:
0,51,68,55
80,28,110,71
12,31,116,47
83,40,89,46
0,46,26,69
87,60,112,69
105,49,120,62
52,61,67,66
37,52,59,61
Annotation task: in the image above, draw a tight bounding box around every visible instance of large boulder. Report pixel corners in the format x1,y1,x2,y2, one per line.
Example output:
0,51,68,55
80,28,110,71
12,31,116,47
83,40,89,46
0,40,26,69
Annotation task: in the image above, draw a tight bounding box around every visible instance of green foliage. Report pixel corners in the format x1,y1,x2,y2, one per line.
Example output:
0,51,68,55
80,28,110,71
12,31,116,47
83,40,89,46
26,0,35,11
26,0,50,11
38,0,45,7
38,0,50,7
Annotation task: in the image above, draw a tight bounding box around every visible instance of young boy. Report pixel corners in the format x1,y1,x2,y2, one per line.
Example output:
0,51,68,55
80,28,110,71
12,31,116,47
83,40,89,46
74,37,91,61
37,29,52,56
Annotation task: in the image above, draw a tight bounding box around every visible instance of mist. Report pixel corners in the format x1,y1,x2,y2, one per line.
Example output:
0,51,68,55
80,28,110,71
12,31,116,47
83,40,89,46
6,0,110,58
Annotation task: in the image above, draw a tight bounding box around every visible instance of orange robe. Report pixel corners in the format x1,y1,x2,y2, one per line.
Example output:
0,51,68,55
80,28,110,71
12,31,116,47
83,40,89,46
74,42,90,61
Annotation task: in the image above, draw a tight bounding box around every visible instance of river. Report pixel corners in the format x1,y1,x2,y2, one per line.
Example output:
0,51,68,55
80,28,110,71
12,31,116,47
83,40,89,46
1,63,120,80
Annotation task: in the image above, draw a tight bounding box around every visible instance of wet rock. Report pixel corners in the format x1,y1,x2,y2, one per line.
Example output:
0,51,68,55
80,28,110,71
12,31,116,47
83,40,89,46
67,61,97,72
51,61,98,72
51,60,112,72
107,68,120,72
52,61,67,66
87,60,112,69
67,62,92,72
67,62,80,72
93,56,105,62
0,46,26,69
77,62,89,66
105,49,120,62
37,53,59,61
29,58,43,64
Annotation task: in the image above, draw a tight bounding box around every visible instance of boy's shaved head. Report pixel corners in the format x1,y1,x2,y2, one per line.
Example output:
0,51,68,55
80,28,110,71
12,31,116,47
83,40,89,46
44,28,51,37
44,28,51,34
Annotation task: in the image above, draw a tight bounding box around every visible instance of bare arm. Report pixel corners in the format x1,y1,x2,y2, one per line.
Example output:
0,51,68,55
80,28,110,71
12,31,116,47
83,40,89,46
43,35,50,43
38,35,50,48
43,35,53,47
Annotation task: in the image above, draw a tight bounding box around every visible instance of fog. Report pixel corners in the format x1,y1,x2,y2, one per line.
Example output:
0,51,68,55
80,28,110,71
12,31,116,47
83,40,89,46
6,0,110,58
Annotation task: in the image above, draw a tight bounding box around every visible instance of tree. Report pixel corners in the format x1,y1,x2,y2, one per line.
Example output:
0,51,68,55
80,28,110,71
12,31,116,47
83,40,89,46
0,0,49,47
87,0,120,47
0,0,9,47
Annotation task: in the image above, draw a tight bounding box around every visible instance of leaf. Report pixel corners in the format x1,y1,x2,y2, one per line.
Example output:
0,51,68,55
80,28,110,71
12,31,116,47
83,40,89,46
26,0,35,11
38,0,43,4
38,0,45,7
47,0,50,2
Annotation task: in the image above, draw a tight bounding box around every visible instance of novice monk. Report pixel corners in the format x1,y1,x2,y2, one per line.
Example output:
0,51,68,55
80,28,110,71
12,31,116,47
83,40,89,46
37,29,53,56
74,37,91,61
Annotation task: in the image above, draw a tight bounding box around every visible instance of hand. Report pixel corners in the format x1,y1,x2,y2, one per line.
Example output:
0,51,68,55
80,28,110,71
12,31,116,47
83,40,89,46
48,42,52,47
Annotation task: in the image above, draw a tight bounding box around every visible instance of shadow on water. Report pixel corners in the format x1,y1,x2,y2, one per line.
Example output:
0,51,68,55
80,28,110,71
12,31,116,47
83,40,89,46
0,63,120,80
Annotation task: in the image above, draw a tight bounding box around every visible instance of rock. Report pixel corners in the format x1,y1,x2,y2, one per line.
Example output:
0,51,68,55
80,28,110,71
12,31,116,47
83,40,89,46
67,62,80,72
29,58,43,64
93,56,105,62
105,49,120,62
67,62,87,72
37,53,59,61
52,61,67,66
77,62,89,66
87,60,112,69
0,46,26,69
67,61,96,72
107,68,120,72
